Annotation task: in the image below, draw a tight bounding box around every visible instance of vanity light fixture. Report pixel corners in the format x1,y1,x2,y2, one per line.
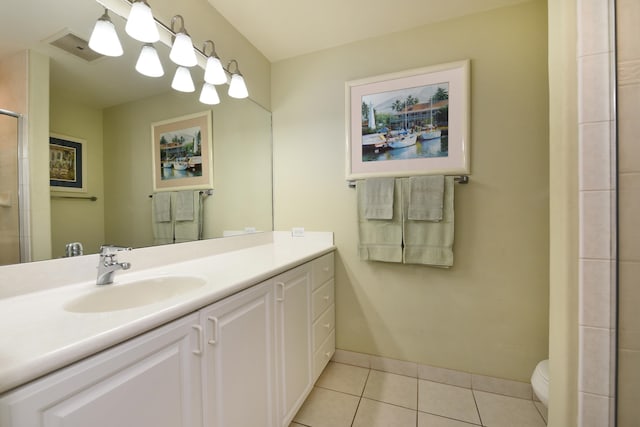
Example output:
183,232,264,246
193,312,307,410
227,60,249,99
125,0,159,43
202,41,227,85
169,15,198,67
135,43,164,77
88,9,123,57
199,82,221,105
171,66,195,92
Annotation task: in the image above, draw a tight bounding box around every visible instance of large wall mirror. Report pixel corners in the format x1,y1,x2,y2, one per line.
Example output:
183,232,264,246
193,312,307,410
0,0,273,264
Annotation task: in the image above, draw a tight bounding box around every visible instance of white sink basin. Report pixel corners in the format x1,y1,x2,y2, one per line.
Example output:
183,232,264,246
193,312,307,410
65,276,207,313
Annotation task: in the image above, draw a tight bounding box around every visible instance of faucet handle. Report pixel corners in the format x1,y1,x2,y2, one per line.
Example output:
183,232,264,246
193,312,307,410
99,245,132,255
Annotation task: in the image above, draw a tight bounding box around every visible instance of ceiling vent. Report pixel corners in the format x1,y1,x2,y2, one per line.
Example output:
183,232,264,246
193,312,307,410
48,31,103,62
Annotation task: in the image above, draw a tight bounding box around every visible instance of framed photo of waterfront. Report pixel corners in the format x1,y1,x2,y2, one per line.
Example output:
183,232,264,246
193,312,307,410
151,111,213,192
345,60,470,180
49,134,86,192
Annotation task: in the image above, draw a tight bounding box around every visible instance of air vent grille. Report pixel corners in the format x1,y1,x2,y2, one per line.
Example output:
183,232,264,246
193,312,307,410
49,32,103,62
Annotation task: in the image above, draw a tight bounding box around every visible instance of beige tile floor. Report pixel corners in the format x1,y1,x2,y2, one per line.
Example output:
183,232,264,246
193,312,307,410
291,362,547,427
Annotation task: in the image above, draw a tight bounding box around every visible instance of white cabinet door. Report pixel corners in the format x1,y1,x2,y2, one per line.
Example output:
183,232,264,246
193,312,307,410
274,264,312,426
200,280,277,427
0,313,203,427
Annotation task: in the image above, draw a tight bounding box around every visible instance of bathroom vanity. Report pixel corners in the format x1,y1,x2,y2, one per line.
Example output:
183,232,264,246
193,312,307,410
0,232,335,427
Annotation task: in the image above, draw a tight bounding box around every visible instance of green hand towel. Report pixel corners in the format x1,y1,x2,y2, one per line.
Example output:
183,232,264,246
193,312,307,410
364,177,395,219
408,175,444,221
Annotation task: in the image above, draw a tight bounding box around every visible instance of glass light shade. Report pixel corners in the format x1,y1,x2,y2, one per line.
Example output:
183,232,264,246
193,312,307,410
135,44,164,77
228,73,249,99
88,13,123,57
126,1,160,43
171,66,195,92
204,56,227,85
169,32,198,67
199,83,220,105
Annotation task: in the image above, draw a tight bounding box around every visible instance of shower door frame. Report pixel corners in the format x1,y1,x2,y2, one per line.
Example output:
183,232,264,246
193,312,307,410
0,108,31,263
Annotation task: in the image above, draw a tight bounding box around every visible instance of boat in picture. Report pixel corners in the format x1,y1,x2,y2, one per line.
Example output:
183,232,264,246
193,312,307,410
387,132,417,149
362,133,388,153
419,96,442,140
173,160,188,171
420,124,442,140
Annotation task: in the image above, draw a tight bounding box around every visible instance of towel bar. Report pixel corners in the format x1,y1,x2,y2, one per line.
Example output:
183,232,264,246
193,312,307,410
149,189,214,198
347,176,469,188
51,195,98,201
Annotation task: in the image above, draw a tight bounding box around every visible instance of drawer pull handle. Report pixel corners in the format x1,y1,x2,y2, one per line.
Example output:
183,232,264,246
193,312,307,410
323,295,330,301
324,323,331,329
192,325,203,355
208,316,219,345
276,282,285,302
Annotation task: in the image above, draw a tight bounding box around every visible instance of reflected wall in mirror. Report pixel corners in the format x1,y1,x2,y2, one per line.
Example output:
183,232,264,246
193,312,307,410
0,0,273,264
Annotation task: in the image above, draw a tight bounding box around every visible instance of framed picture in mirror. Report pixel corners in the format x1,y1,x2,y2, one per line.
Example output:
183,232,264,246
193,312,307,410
151,111,213,192
345,60,470,181
49,134,86,192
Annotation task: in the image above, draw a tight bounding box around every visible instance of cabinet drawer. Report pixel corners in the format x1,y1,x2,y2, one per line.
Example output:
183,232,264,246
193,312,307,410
312,279,334,320
313,330,335,381
311,253,334,290
313,304,335,351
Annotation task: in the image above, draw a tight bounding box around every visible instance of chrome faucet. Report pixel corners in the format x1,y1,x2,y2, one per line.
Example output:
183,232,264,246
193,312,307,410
97,245,132,285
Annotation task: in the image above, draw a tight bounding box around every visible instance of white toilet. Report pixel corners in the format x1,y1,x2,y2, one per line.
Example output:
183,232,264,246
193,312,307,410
531,359,549,407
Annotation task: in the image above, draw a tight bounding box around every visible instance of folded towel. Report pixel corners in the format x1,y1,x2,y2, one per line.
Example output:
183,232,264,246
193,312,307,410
152,192,171,222
357,179,403,263
174,191,202,242
175,190,195,221
407,175,445,221
364,177,395,220
402,176,455,267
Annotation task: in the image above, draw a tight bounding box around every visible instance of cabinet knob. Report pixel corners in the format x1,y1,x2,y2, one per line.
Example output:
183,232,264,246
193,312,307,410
325,351,332,358
324,323,331,329
323,266,329,272
323,295,330,301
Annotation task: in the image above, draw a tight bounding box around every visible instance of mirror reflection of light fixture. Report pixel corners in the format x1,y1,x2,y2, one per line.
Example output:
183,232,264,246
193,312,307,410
125,0,160,43
88,9,123,57
171,66,195,92
202,41,227,85
135,44,164,77
169,15,197,67
200,82,221,105
227,60,249,99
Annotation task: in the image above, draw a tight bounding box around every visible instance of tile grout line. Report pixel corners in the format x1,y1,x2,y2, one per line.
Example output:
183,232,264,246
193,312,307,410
416,375,419,427
349,367,371,427
471,389,485,426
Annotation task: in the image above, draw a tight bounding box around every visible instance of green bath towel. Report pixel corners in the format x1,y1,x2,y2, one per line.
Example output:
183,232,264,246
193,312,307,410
357,180,403,263
402,176,454,267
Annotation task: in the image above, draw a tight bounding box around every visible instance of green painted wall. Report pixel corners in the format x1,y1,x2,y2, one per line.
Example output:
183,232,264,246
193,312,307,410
272,0,549,382
49,95,105,258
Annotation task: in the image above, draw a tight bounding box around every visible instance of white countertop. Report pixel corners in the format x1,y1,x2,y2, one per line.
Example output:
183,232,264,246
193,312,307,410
0,232,335,395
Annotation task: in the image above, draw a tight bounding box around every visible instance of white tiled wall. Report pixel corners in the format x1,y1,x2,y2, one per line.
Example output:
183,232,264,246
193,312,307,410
576,0,617,426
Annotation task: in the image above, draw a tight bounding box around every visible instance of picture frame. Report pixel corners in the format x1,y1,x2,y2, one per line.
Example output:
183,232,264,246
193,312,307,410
49,134,86,192
345,60,470,181
151,111,213,192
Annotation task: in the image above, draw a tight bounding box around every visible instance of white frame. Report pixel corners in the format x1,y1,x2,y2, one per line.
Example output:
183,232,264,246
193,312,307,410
151,111,213,192
345,60,471,180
